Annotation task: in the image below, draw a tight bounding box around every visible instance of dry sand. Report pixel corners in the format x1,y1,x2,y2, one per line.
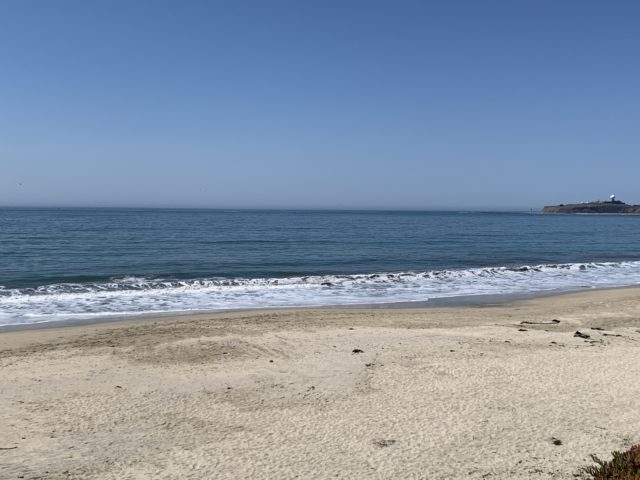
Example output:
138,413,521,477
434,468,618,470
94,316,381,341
1,288,640,479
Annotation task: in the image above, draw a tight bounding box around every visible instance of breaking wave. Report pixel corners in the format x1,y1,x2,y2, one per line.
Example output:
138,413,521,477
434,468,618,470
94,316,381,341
2,261,640,326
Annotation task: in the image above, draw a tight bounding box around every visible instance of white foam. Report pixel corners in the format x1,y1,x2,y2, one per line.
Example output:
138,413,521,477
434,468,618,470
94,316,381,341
2,261,640,326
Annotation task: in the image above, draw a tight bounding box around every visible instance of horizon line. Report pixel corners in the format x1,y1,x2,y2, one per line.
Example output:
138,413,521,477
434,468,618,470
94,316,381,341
0,204,539,212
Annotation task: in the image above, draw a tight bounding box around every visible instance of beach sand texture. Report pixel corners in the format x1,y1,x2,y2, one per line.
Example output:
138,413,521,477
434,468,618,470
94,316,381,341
1,288,640,479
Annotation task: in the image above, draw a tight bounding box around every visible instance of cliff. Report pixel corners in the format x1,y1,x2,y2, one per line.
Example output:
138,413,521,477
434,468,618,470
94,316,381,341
542,201,640,214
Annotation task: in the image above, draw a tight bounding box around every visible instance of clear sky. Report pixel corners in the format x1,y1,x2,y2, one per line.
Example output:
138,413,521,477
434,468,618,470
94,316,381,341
1,1,639,209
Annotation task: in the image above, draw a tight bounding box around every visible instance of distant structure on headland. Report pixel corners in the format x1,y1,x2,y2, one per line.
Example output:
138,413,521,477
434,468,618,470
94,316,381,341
543,195,640,214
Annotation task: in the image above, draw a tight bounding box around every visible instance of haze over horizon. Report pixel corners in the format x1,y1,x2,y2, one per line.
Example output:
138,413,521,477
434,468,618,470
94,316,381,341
2,1,639,209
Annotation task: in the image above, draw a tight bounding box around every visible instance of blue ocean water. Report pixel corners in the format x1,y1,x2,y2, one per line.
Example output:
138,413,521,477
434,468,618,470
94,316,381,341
1,208,640,326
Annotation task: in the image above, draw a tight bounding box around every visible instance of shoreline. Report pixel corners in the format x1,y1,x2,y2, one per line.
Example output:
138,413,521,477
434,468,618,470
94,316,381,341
1,287,639,478
2,284,637,333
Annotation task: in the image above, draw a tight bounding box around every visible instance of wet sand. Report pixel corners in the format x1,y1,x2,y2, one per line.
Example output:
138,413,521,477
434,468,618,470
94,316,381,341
1,288,640,479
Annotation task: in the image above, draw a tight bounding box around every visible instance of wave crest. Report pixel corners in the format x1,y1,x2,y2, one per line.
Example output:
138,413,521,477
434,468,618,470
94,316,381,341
1,261,640,325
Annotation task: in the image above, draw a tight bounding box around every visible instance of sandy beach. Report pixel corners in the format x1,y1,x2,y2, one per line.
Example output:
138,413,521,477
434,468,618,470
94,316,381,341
1,288,640,479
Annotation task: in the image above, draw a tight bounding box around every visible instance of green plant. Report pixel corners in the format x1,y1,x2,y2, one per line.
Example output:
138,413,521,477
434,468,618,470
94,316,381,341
583,445,640,479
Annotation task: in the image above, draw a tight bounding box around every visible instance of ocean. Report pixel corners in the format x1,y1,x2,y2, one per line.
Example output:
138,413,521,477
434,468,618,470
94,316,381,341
1,207,639,326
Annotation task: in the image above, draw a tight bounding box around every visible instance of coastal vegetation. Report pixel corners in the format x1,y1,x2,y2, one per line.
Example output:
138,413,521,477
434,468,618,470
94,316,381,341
583,445,640,479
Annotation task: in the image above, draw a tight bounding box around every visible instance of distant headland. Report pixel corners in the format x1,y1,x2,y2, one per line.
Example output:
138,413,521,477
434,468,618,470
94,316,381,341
543,195,640,214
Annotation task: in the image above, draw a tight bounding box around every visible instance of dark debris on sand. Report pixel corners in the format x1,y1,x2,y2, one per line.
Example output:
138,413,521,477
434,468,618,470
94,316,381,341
520,319,560,325
373,439,396,448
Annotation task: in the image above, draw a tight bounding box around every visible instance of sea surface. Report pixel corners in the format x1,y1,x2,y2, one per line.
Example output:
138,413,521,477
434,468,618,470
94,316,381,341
1,208,640,326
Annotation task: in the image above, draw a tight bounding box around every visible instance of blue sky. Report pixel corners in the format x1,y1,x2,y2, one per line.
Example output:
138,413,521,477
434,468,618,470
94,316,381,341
1,1,639,209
